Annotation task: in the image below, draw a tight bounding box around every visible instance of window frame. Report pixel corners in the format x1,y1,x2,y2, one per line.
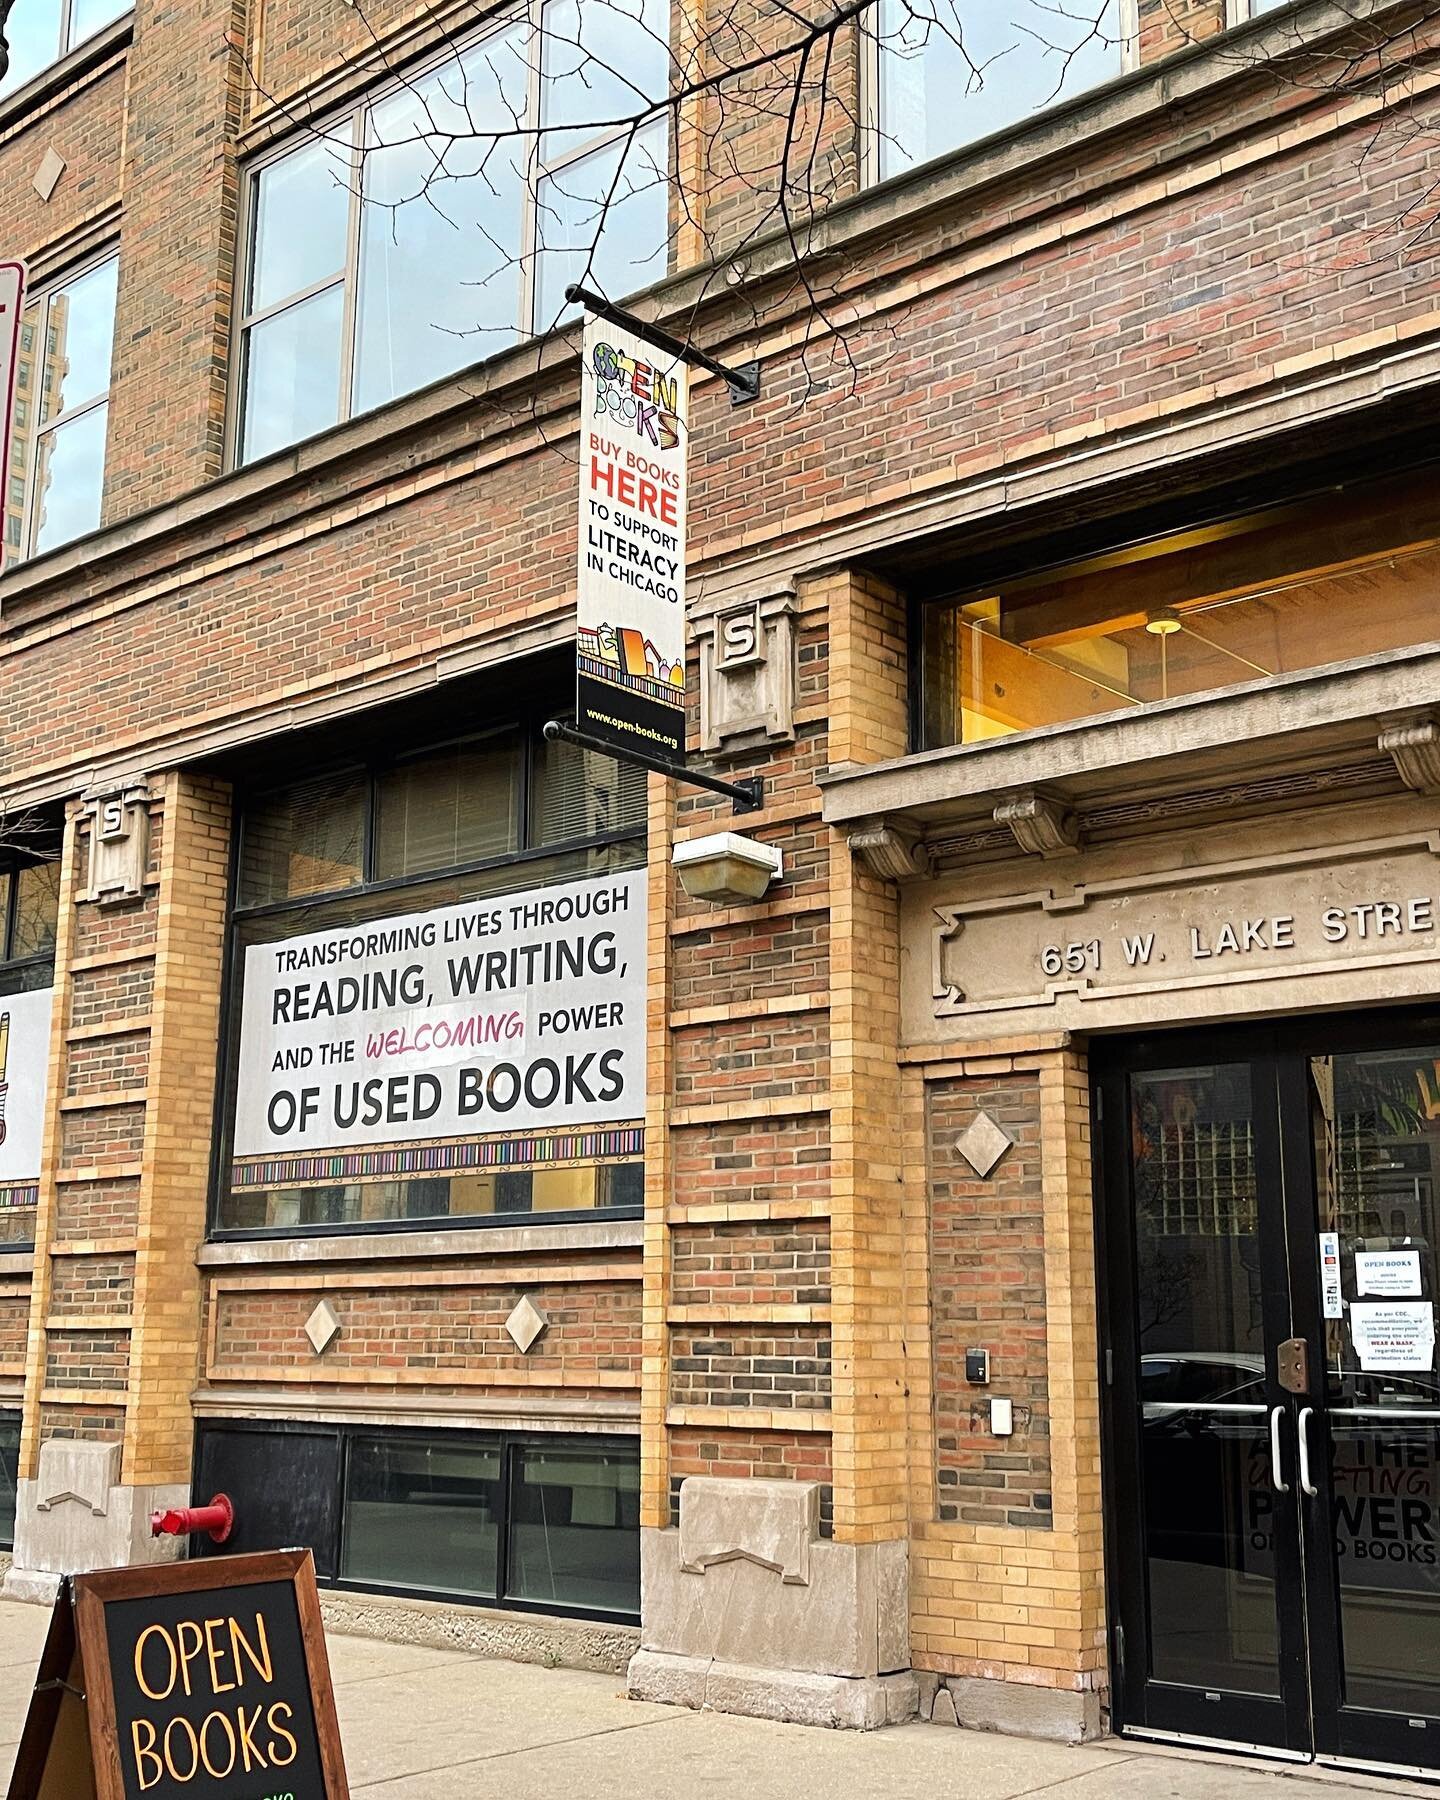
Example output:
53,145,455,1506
860,0,1141,189
228,0,672,468
192,1419,642,1625
0,0,133,105
6,247,119,565
207,707,648,1242
1225,0,1293,23
0,1407,18,1552
0,847,61,988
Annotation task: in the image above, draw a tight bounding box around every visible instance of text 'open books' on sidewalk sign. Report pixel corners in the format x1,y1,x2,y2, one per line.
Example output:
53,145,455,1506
576,314,689,761
7,1549,348,1800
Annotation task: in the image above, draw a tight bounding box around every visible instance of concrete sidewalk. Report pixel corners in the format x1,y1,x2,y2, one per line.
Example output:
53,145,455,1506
1,1597,1434,1799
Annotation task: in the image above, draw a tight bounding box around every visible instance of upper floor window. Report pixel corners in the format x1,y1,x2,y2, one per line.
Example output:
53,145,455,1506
215,710,648,1236
236,0,671,465
6,254,117,561
1227,0,1291,20
914,465,1440,751
872,0,1134,183
0,0,130,99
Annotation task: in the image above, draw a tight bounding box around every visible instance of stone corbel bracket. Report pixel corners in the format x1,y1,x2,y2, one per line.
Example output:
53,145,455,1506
35,1440,121,1517
1380,714,1440,795
691,581,797,753
848,815,931,881
78,777,153,904
994,787,1081,858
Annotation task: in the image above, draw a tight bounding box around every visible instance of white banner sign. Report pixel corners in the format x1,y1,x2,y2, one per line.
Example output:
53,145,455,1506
575,315,688,761
232,871,645,1158
0,985,53,1186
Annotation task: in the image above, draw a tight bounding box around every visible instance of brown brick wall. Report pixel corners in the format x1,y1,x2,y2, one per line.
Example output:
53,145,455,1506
59,1103,146,1168
55,1178,140,1242
670,1219,831,1307
49,1256,133,1316
44,1328,129,1391
669,1427,833,1528
69,964,153,1030
670,1325,831,1411
928,1074,1051,1530
1138,0,1227,62
63,1031,150,1098
38,1404,125,1442
72,893,157,961
672,1011,830,1104
671,1112,831,1210
0,58,125,262
208,1280,642,1386
0,1291,27,1369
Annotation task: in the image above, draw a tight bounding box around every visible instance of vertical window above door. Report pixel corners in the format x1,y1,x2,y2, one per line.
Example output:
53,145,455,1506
236,0,672,465
6,254,118,562
869,0,1135,184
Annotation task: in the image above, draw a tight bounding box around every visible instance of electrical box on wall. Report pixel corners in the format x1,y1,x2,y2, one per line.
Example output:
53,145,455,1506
965,1348,989,1385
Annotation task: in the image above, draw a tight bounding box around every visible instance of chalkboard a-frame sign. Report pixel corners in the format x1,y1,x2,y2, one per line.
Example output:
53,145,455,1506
7,1548,349,1800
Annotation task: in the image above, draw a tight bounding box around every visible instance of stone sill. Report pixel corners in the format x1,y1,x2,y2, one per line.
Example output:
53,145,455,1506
196,1217,644,1267
818,640,1440,836
0,1252,33,1276
318,1586,639,1676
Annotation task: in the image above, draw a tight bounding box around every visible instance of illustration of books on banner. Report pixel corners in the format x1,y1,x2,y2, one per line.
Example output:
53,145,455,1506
0,1010,8,1147
578,621,684,704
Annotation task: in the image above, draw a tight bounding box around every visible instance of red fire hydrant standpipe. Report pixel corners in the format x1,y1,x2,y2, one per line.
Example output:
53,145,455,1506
151,1492,234,1545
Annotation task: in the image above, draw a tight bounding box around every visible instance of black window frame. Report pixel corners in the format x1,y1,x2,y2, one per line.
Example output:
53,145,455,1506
192,1419,641,1626
207,704,648,1242
0,1406,19,1551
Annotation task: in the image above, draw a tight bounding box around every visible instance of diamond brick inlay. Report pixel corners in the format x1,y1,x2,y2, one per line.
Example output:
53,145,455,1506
305,1299,341,1355
506,1294,548,1354
955,1110,1014,1179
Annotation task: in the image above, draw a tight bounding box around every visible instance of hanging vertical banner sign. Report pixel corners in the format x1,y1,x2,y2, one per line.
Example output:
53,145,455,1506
576,314,688,761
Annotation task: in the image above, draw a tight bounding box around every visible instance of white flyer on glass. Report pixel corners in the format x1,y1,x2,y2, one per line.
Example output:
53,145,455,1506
1354,1248,1423,1298
1350,1301,1436,1373
1319,1231,1343,1319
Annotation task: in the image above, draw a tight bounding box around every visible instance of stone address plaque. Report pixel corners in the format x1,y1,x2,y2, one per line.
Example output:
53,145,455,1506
928,829,1440,1030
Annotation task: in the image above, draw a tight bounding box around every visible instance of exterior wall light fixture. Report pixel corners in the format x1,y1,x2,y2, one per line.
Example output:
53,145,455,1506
672,832,783,905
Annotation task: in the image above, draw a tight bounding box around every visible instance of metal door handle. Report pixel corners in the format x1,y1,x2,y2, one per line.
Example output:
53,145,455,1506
1297,1406,1318,1497
1269,1404,1289,1493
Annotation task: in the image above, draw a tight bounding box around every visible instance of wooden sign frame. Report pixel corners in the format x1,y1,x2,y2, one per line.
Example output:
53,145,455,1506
8,1549,348,1800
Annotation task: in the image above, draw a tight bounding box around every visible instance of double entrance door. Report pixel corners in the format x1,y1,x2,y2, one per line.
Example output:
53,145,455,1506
1098,1013,1440,1775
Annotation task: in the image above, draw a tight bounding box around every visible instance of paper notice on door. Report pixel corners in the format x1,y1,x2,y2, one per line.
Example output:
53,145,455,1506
1355,1248,1423,1298
1350,1301,1436,1372
1319,1231,1343,1319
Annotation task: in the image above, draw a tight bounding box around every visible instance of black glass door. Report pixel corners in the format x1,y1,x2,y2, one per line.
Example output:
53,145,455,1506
1099,1014,1440,1775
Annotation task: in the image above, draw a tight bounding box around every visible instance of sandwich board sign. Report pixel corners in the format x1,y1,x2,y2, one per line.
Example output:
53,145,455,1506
7,1549,348,1799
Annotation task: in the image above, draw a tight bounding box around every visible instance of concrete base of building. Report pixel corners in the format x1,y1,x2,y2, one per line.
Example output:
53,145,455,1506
628,1648,919,1730
918,1672,1105,1744
318,1588,640,1676
4,1457,189,1599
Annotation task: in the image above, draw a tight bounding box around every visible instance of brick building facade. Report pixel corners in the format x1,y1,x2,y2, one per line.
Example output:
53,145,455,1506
3,0,1440,1772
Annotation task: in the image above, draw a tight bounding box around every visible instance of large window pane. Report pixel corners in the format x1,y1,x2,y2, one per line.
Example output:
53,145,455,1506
238,770,366,907
352,28,529,415
250,137,351,316
41,257,118,424
540,0,671,147
374,735,522,880
70,0,131,46
507,1442,640,1612
12,861,60,962
0,0,62,96
530,721,646,846
32,402,107,553
342,1434,501,1598
877,0,1125,181
534,122,669,329
0,1412,18,1550
242,283,344,462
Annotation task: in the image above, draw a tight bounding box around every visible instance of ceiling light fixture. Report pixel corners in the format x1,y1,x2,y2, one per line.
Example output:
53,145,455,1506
1144,608,1182,636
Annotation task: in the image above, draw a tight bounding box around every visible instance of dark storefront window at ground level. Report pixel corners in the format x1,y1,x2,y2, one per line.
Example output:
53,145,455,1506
0,1411,19,1549
0,840,63,1252
214,718,646,1236
194,1422,640,1619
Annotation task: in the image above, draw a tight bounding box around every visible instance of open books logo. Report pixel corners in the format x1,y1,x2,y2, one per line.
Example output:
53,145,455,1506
0,1010,9,1146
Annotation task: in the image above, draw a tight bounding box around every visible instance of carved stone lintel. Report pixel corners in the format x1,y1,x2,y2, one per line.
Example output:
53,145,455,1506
994,789,1080,858
848,816,931,881
1380,716,1440,795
